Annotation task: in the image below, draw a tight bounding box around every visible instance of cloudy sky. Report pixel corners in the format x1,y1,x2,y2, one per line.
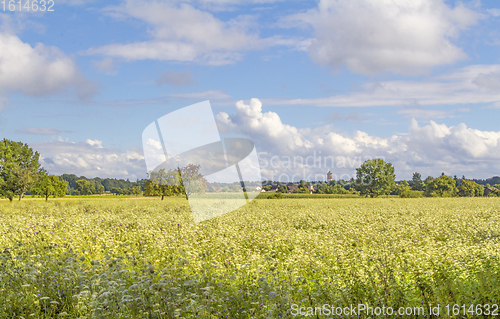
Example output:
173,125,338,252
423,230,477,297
1,0,500,181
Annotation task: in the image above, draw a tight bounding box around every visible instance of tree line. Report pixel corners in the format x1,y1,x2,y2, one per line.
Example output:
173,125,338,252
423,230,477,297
1,139,498,200
59,174,146,195
262,159,499,198
353,159,500,198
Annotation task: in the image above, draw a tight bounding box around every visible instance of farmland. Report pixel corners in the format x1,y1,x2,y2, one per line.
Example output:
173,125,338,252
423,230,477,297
1,197,500,318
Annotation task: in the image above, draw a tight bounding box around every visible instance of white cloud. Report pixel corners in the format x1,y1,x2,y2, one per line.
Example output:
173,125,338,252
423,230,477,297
86,139,103,148
397,107,470,119
33,140,146,180
487,8,500,17
259,65,500,109
85,0,296,65
16,127,65,135
92,58,118,75
473,70,500,91
280,0,481,75
217,98,500,180
169,89,231,100
0,32,96,101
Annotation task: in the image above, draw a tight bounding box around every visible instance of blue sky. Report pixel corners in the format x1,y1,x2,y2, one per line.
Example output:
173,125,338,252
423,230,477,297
1,0,500,181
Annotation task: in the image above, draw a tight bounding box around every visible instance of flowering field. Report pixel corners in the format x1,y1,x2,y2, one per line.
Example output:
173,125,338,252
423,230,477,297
1,198,500,318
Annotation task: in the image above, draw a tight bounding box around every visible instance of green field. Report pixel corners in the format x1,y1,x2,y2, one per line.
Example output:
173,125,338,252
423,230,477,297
1,198,500,318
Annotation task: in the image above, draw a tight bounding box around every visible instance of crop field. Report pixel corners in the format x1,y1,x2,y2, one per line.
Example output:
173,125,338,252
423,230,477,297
1,198,500,318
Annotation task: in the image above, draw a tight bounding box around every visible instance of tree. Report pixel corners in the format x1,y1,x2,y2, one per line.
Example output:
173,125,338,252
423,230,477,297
146,168,183,200
316,182,348,194
293,186,308,194
95,182,105,194
229,183,241,192
354,158,396,197
109,187,122,195
76,179,94,195
0,139,44,201
475,183,484,197
459,178,478,197
423,176,434,195
178,164,207,200
427,173,458,197
145,168,179,200
397,180,411,198
411,172,425,191
131,186,142,195
277,185,288,193
32,175,68,201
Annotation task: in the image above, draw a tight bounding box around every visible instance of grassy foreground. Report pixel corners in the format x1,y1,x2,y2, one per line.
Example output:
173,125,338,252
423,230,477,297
0,198,499,318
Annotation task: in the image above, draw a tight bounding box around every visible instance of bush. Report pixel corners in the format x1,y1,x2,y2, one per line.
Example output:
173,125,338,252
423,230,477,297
430,191,456,198
404,190,424,198
267,193,283,199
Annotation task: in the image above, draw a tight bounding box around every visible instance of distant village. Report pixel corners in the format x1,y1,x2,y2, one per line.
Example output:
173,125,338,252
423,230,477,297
206,170,500,197
207,170,354,194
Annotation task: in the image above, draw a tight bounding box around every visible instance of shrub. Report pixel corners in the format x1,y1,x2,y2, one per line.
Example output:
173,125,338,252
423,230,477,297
406,190,424,198
267,193,283,199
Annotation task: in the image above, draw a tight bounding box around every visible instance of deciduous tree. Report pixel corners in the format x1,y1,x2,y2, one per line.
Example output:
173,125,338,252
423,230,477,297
354,158,396,197
411,172,425,191
0,139,44,201
76,179,94,195
146,168,185,200
179,164,207,200
427,173,458,197
397,180,411,198
32,175,68,201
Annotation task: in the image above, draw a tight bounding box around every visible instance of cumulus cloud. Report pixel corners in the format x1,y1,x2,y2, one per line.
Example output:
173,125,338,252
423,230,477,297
85,0,296,65
280,0,480,75
0,32,97,103
32,140,146,180
216,98,500,181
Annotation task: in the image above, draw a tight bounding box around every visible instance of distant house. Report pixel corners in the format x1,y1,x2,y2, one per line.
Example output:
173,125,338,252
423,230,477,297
213,186,223,192
270,184,278,192
484,187,499,196
288,185,298,193
309,185,315,194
